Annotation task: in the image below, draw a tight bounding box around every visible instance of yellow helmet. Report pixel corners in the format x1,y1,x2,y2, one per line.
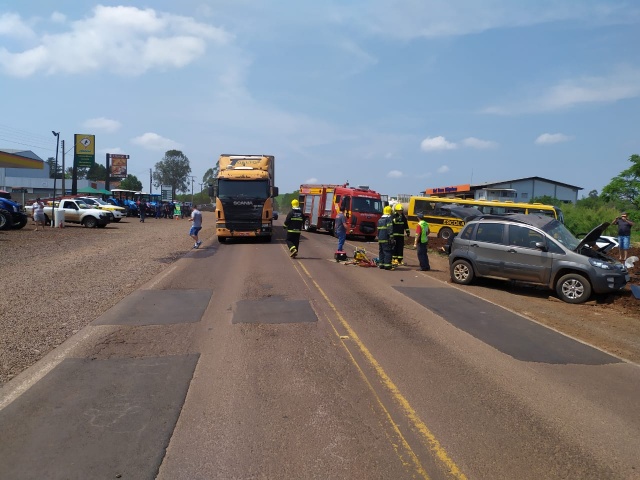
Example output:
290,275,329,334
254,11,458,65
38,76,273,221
291,199,300,208
394,203,403,212
383,205,392,215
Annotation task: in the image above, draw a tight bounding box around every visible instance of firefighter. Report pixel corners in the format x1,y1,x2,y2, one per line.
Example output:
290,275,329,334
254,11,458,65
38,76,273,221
391,203,410,266
284,199,304,258
377,205,394,270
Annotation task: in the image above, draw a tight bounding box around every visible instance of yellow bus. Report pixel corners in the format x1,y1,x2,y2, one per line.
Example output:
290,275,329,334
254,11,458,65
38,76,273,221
405,196,564,240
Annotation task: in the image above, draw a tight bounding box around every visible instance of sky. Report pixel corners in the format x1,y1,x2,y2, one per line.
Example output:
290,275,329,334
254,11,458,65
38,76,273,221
1,1,639,198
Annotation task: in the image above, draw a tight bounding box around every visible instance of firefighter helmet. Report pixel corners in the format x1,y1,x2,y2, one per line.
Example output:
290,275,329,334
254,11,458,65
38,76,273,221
383,206,392,215
394,203,403,212
291,199,300,208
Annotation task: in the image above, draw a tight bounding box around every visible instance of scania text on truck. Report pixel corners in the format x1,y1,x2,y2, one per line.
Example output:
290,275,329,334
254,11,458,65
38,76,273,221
209,154,278,243
298,184,383,241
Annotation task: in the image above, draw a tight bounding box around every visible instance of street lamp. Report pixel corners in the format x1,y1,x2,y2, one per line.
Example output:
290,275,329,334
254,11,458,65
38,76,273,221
51,131,60,227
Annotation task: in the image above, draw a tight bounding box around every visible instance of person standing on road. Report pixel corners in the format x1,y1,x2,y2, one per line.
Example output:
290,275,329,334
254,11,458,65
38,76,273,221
189,204,203,249
613,212,634,261
139,200,146,222
335,205,348,254
377,205,394,270
284,199,303,258
414,213,431,271
32,197,45,231
391,203,410,266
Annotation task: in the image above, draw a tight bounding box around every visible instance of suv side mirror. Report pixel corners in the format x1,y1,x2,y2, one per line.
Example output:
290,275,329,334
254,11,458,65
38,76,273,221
535,241,547,252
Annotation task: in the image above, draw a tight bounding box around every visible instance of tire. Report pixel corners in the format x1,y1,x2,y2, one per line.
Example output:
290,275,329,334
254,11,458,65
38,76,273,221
303,218,311,231
113,218,121,223
451,259,474,285
12,215,28,230
217,236,226,243
0,209,13,230
44,214,51,226
97,224,107,228
365,235,376,242
83,216,98,228
438,227,453,240
556,273,591,304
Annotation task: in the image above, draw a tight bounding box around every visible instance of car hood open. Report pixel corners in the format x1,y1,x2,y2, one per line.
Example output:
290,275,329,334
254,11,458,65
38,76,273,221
576,222,610,252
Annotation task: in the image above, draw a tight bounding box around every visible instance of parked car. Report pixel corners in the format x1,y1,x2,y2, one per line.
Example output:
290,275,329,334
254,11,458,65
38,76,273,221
448,213,629,303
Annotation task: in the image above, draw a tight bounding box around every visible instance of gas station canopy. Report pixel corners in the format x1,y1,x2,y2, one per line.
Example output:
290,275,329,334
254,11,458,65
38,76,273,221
0,150,44,169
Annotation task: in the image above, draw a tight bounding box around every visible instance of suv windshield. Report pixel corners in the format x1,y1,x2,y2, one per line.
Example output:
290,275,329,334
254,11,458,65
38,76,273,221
536,218,580,250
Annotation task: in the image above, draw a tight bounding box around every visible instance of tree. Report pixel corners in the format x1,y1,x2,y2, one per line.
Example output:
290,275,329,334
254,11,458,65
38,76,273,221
118,174,143,191
601,154,640,209
45,157,63,179
202,164,218,186
86,163,107,181
152,150,191,197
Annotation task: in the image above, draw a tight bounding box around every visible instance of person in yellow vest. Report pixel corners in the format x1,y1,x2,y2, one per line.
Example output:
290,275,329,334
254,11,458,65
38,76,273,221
414,213,431,271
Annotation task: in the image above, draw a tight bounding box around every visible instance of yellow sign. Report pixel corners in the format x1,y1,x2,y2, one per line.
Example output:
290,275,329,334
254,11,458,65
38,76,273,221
74,134,95,168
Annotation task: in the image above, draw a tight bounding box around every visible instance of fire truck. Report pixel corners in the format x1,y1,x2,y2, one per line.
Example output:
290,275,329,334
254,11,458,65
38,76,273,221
298,183,384,241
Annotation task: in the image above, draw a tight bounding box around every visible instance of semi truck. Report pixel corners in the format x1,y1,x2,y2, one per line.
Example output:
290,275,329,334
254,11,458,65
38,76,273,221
209,154,278,243
298,183,384,241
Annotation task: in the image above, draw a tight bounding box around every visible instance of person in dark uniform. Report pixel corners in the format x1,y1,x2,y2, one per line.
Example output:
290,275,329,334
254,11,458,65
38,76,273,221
377,205,394,270
284,199,304,258
391,203,410,266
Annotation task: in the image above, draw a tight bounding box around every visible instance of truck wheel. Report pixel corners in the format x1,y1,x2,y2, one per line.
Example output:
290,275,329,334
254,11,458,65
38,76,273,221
12,215,28,230
303,218,311,231
44,214,51,226
438,227,453,240
217,236,226,243
451,259,474,285
0,209,13,230
113,218,121,223
83,217,98,228
556,273,591,304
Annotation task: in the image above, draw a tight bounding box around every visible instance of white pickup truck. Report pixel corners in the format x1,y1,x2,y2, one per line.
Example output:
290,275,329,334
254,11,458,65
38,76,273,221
25,198,112,228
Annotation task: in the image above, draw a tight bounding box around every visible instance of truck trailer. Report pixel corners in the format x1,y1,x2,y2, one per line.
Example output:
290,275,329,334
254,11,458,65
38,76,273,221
298,183,384,241
210,154,278,243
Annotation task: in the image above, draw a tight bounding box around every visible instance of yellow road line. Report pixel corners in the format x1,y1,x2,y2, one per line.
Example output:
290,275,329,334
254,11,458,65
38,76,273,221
292,253,467,480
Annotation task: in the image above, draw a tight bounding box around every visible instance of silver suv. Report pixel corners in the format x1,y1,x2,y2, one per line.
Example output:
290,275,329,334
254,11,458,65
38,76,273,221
448,214,629,303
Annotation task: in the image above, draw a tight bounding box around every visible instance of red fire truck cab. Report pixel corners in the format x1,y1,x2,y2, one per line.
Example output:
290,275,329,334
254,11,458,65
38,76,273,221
298,183,384,241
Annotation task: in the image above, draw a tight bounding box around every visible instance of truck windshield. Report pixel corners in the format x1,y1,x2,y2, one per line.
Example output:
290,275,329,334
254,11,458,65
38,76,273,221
218,179,269,199
352,197,383,214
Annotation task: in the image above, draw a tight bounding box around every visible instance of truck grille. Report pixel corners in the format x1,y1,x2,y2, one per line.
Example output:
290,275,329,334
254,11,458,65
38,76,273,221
359,221,376,234
222,202,262,231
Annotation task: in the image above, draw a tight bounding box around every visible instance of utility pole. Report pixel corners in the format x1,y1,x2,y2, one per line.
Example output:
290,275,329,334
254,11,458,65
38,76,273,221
51,131,60,227
61,140,65,196
149,168,152,194
189,176,195,204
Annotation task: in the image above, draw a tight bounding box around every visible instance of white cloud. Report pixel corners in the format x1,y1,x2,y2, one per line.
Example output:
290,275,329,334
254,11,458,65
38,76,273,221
387,170,403,178
0,6,232,77
535,133,572,145
97,146,124,155
420,136,457,152
82,117,121,133
131,132,181,151
462,137,498,149
483,66,640,114
437,165,450,173
51,12,66,23
304,177,318,184
0,13,35,39
342,1,639,41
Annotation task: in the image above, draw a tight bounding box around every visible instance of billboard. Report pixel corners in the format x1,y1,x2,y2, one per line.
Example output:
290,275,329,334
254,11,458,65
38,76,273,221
161,184,173,202
109,154,129,179
74,134,95,168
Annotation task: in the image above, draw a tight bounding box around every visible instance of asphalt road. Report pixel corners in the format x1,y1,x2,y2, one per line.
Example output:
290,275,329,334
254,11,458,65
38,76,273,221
1,223,639,479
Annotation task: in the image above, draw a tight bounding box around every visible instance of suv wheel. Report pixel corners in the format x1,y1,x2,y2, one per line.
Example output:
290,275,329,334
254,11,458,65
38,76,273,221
451,259,474,285
556,273,591,304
